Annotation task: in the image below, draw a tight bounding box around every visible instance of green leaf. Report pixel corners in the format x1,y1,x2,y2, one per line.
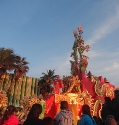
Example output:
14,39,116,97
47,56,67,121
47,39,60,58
81,66,85,71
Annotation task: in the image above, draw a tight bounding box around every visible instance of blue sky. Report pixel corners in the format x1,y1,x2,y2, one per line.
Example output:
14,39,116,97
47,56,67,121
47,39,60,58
0,0,119,87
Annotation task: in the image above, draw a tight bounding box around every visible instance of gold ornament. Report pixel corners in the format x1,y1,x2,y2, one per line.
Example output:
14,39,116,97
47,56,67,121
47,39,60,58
93,100,104,118
0,90,8,108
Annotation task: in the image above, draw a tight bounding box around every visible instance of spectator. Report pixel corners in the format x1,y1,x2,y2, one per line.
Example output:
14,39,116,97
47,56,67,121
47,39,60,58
0,108,2,118
2,105,19,125
23,103,42,125
111,90,119,122
0,109,2,125
105,115,117,125
101,97,112,122
78,104,96,125
43,117,54,125
54,101,74,125
93,116,103,125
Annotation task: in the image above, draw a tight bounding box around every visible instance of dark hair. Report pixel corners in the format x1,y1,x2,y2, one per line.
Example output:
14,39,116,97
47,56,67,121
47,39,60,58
26,103,42,120
93,116,102,125
2,105,16,123
60,101,68,110
107,115,115,119
82,104,91,116
114,90,119,98
105,97,111,104
43,117,53,125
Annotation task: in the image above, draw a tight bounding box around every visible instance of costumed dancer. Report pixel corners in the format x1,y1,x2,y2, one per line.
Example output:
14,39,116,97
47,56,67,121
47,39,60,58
56,75,63,94
53,76,60,94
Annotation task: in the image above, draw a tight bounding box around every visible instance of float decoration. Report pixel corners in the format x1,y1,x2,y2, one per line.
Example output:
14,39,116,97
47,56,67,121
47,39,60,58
91,75,114,97
62,75,81,93
0,90,8,108
0,26,116,125
70,26,90,76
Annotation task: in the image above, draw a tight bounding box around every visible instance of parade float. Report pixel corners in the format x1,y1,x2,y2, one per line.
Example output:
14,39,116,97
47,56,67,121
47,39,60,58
0,26,115,125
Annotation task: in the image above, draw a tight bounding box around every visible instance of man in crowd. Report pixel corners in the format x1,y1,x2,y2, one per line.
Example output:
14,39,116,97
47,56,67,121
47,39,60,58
54,101,74,125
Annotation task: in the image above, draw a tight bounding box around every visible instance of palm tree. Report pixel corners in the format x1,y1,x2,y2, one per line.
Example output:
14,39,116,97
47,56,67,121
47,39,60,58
0,48,29,93
12,57,29,82
0,48,16,77
42,69,55,83
8,57,29,93
38,69,55,98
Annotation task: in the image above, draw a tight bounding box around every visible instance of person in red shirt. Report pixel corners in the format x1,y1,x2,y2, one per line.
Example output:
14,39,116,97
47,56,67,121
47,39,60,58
2,105,19,125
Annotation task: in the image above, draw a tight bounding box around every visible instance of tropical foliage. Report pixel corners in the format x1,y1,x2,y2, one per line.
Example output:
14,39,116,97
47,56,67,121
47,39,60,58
0,48,29,77
0,48,29,92
38,69,55,98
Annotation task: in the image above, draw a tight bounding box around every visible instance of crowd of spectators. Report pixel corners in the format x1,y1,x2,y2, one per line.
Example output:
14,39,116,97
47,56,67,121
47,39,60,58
0,90,119,125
